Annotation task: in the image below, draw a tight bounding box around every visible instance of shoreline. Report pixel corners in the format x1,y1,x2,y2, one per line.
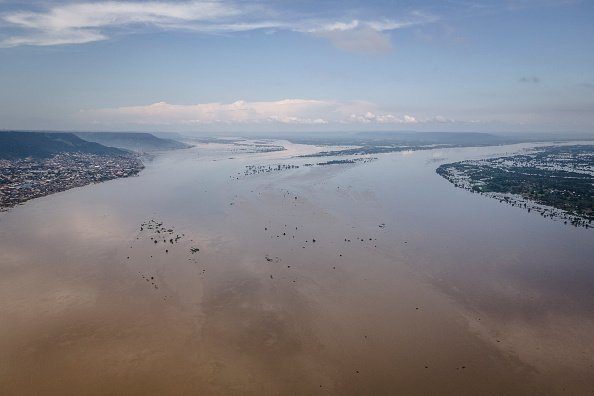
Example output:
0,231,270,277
0,153,144,211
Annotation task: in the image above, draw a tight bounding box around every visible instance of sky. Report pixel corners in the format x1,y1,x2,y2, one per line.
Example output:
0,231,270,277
0,0,592,134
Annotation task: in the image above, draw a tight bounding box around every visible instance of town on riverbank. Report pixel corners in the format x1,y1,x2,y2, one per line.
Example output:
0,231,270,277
0,130,197,211
0,153,144,210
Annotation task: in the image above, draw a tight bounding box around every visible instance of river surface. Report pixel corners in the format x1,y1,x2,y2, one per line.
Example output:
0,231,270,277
1,140,592,395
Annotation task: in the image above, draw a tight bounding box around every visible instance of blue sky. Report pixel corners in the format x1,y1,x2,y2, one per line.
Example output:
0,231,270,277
0,0,592,134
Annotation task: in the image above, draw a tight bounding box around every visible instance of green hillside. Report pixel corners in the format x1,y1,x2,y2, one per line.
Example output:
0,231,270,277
74,132,191,151
0,131,126,159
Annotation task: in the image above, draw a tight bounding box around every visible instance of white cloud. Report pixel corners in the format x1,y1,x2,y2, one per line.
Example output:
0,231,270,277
366,12,439,31
3,1,239,29
348,111,418,124
73,99,452,127
74,99,339,125
0,29,106,47
0,1,438,53
1,1,243,47
304,13,438,55
306,20,360,33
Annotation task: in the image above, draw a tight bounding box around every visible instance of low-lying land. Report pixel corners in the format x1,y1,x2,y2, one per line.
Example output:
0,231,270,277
289,131,510,157
190,137,286,153
437,145,594,227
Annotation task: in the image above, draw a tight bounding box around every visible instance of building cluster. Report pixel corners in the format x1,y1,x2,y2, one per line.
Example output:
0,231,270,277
0,153,144,210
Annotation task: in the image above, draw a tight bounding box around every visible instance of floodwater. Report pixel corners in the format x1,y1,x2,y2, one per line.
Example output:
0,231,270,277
1,140,592,395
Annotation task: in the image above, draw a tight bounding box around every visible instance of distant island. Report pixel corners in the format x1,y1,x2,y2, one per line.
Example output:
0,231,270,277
188,136,285,153
291,132,510,157
437,145,594,228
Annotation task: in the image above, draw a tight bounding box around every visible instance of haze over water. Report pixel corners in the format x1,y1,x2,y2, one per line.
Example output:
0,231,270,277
1,140,593,395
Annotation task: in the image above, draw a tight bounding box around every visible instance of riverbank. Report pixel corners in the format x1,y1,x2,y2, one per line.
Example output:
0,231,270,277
0,153,143,211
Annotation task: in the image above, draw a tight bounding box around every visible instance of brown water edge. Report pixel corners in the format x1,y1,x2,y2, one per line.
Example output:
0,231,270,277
0,144,591,395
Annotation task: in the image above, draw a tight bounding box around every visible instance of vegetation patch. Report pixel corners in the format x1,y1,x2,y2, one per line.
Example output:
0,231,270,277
437,145,594,228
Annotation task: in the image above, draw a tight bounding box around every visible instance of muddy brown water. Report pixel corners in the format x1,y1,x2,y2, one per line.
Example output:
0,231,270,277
1,141,593,395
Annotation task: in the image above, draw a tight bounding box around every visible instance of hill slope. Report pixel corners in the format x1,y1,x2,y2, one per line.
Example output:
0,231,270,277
74,132,191,152
0,131,126,159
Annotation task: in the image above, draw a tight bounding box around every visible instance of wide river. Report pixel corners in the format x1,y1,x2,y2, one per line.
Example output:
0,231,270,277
1,140,592,395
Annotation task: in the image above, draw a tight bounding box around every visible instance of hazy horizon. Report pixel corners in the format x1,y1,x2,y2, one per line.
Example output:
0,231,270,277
3,129,594,139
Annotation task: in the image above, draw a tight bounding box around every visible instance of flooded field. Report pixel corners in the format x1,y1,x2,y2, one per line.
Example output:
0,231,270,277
1,140,593,395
